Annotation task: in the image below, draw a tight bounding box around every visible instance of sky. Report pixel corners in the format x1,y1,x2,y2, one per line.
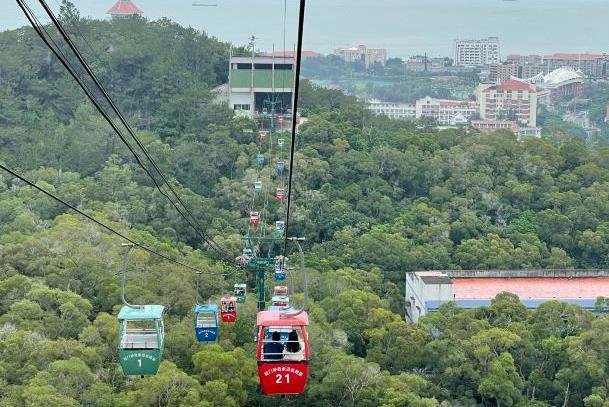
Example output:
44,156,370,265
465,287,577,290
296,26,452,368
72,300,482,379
2,0,609,58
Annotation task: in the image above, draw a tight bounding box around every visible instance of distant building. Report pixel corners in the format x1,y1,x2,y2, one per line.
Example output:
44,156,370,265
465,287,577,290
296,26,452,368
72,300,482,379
405,269,609,323
471,120,541,138
368,96,477,125
506,54,542,66
107,0,142,18
415,96,478,125
405,56,446,73
454,37,500,66
477,79,538,127
228,56,295,118
489,62,519,84
333,45,387,68
527,67,585,104
471,120,519,133
263,50,322,59
542,53,608,77
368,100,416,120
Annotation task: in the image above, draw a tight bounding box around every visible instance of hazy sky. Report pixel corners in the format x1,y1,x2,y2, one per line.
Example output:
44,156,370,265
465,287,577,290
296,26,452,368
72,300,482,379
3,0,609,57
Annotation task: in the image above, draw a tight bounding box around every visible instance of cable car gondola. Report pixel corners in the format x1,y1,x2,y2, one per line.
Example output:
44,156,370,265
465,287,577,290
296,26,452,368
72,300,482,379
249,211,260,226
271,295,289,307
194,304,219,342
278,138,284,147
254,180,262,192
257,154,265,166
234,283,247,303
273,286,288,297
274,256,287,281
257,311,310,395
220,296,237,323
276,161,285,174
259,131,268,141
118,305,165,376
275,187,285,202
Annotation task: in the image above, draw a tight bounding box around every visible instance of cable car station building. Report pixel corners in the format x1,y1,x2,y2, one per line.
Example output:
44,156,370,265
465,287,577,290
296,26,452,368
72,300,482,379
228,56,295,119
405,269,609,323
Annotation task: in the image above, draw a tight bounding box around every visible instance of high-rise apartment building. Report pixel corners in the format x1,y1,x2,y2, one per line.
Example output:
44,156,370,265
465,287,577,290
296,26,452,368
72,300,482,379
454,37,500,66
477,79,538,127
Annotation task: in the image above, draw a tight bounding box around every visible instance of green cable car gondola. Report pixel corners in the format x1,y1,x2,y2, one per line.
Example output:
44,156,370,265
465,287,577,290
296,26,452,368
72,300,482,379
118,305,165,376
116,243,165,377
234,283,247,303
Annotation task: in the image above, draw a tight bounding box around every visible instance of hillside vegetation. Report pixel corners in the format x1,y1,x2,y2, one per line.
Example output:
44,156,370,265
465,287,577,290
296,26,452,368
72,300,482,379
3,8,609,407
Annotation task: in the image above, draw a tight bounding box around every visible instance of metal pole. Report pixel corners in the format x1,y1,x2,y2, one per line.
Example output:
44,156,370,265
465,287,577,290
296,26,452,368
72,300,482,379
257,263,266,311
120,243,141,309
282,237,307,317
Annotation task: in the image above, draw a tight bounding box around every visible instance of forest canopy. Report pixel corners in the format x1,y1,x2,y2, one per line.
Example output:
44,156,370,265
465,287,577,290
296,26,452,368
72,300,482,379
2,5,609,406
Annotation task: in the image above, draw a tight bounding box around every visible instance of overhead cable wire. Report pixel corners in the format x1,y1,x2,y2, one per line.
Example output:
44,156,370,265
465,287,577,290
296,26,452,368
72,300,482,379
283,0,306,255
36,0,233,261
0,162,234,276
20,0,237,265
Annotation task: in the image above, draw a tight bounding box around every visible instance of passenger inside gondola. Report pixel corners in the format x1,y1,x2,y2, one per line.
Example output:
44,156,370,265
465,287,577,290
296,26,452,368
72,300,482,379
227,302,235,312
283,330,303,361
263,331,284,360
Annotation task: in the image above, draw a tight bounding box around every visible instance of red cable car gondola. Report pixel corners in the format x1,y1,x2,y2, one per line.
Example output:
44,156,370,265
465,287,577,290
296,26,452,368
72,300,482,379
249,211,260,226
256,311,310,395
220,296,237,323
275,187,285,202
273,286,289,297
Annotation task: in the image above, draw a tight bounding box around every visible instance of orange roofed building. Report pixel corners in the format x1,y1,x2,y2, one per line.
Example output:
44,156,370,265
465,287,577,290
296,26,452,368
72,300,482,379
405,269,609,323
108,0,142,18
477,79,538,127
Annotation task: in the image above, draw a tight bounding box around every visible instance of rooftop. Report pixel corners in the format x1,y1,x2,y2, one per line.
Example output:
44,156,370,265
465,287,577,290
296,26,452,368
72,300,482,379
544,52,605,61
496,79,537,92
453,277,609,300
194,303,218,313
118,304,164,320
108,0,142,16
257,310,309,326
542,67,585,85
264,50,321,59
231,56,295,64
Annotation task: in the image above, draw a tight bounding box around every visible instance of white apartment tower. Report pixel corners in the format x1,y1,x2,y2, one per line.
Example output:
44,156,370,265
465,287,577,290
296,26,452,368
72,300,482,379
454,37,500,66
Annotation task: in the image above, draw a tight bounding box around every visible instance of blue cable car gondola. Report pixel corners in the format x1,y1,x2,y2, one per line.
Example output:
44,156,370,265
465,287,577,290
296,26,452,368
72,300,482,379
276,161,285,174
274,255,287,281
194,304,219,342
257,154,265,166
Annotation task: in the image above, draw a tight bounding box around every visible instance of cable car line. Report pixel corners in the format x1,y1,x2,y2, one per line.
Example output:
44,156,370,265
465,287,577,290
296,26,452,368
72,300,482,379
0,162,233,277
20,0,237,266
282,0,306,256
36,0,234,263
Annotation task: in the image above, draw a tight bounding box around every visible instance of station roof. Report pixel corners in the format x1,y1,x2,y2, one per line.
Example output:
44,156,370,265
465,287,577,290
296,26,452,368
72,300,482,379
231,56,295,65
257,310,309,326
453,277,609,300
118,304,164,320
108,0,142,16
